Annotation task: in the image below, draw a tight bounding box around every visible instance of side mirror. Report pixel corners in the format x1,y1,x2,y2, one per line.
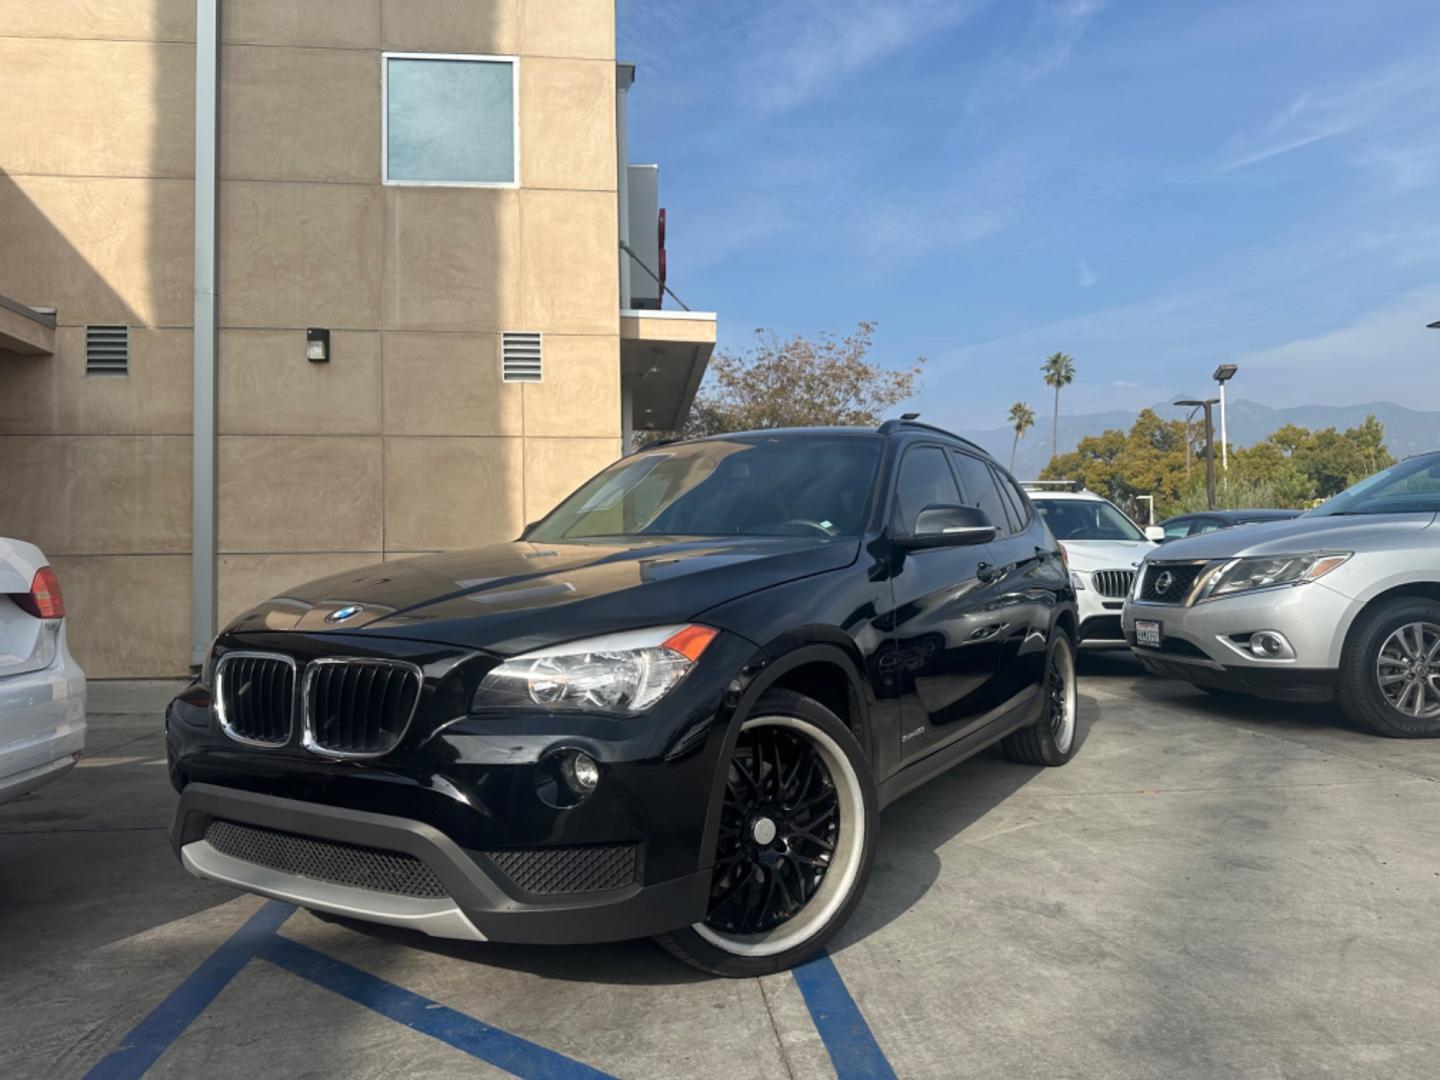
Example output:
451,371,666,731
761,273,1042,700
1144,526,1165,543
906,504,997,548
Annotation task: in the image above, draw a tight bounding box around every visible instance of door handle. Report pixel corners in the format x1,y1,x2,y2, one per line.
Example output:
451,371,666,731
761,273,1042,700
977,561,997,583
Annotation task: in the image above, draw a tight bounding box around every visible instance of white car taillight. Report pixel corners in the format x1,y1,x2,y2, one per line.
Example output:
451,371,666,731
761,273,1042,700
9,565,65,619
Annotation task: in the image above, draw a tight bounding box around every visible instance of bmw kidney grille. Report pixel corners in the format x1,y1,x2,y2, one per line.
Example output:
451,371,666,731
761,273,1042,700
215,653,422,758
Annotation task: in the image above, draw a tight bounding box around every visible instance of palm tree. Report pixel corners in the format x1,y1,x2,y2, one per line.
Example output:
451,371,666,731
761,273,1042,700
1041,352,1076,464
1007,401,1035,472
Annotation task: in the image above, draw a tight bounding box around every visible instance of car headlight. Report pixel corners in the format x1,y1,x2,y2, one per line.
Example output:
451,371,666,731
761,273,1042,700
471,624,718,715
1198,552,1351,601
1069,570,1087,591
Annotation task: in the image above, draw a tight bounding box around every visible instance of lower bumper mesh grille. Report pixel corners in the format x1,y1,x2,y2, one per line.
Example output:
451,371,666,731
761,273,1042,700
487,845,637,895
205,819,447,899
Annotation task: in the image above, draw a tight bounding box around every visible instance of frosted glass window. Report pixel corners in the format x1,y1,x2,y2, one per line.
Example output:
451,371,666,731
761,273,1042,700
385,56,515,184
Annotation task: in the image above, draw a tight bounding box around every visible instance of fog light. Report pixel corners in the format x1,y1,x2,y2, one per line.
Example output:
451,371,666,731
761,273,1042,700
1248,631,1294,659
536,748,601,808
566,751,600,793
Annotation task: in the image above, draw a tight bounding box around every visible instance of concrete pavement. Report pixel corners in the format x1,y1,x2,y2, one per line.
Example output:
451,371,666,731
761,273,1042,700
2,656,1438,1078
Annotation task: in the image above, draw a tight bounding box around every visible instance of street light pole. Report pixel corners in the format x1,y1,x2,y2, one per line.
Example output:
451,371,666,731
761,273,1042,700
1212,364,1238,473
1176,397,1220,509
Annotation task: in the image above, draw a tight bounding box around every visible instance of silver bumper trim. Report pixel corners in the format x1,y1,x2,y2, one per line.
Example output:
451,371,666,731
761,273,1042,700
181,839,486,942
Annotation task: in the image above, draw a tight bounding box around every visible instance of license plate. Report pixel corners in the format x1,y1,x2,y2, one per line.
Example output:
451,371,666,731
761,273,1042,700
1134,619,1163,649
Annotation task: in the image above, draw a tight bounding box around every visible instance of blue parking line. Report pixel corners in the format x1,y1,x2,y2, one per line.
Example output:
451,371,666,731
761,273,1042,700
258,934,616,1080
84,900,296,1080
792,953,898,1080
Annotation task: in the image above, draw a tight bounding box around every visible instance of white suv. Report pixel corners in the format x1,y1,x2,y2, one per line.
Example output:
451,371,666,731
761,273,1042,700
1,539,86,804
1025,485,1157,646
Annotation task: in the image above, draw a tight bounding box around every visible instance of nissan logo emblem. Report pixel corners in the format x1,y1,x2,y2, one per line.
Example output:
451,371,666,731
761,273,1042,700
1154,571,1175,595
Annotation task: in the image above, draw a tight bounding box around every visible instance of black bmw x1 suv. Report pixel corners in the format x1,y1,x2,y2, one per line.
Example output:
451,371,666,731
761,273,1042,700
167,420,1080,975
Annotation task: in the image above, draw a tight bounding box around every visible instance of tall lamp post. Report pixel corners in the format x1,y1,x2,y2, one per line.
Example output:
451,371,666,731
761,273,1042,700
1176,397,1220,509
1212,364,1238,472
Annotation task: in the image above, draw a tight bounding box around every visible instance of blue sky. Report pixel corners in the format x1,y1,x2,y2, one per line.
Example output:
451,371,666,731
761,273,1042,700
617,0,1440,430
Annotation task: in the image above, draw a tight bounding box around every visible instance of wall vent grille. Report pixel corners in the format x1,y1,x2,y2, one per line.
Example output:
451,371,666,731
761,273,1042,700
501,331,542,382
85,325,129,376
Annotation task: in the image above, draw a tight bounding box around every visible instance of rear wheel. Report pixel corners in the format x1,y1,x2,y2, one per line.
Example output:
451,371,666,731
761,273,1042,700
655,689,876,977
1337,597,1440,738
1001,626,1079,766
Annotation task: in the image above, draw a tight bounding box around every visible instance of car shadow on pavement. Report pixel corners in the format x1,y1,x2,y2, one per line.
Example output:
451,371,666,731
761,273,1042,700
1124,675,1369,737
314,698,1099,985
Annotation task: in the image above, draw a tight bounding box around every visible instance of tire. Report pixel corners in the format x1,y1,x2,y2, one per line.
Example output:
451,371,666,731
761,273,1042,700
1336,597,1440,738
655,688,878,977
1001,625,1080,766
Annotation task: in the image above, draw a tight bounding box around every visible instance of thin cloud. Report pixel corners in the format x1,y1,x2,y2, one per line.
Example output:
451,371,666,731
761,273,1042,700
1220,59,1440,171
1077,258,1098,288
742,0,986,112
967,0,1106,112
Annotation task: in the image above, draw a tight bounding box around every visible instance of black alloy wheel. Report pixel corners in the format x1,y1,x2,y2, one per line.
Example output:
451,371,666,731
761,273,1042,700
654,688,877,977
706,725,840,935
1001,625,1080,766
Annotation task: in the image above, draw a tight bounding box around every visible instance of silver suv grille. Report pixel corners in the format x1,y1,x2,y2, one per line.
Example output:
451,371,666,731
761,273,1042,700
1091,569,1135,598
1138,561,1208,604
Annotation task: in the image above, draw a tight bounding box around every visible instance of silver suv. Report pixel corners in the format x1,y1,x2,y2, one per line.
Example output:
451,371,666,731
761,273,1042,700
1122,451,1440,737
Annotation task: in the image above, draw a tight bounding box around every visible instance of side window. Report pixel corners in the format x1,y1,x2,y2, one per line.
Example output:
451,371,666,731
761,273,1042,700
990,465,1031,531
1190,519,1223,535
893,447,961,534
1163,518,1191,539
950,452,1013,536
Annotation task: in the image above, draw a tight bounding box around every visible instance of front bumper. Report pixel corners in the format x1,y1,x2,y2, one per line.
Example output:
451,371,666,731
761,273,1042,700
1073,573,1130,644
171,784,711,944
165,627,754,944
1122,581,1348,702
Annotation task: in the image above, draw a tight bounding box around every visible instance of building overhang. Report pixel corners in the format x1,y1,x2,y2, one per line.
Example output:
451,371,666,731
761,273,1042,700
620,309,716,432
0,294,56,355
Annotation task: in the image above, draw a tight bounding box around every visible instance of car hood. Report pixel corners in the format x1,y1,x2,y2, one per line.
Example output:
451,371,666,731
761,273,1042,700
225,535,860,655
1061,539,1155,570
1148,512,1438,561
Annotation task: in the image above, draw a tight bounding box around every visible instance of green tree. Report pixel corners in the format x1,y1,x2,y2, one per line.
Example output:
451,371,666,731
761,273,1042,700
1007,401,1035,472
1041,352,1076,464
1039,410,1394,518
645,322,925,443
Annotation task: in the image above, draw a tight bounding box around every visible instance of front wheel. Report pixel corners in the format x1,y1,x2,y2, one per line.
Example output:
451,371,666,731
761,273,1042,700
655,689,877,977
1337,598,1440,738
1001,625,1080,766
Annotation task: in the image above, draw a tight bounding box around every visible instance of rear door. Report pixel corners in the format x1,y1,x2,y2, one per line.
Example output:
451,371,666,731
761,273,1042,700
885,445,1005,765
952,452,1049,704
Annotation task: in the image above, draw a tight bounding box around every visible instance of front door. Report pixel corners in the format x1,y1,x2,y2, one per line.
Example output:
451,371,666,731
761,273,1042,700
885,445,1006,766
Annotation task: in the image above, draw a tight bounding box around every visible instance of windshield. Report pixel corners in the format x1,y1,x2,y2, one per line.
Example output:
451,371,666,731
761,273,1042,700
1309,455,1440,517
528,436,882,541
1034,498,1146,542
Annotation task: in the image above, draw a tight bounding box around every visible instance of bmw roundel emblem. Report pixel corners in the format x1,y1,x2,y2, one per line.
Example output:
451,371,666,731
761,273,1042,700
325,604,365,624
1154,571,1174,595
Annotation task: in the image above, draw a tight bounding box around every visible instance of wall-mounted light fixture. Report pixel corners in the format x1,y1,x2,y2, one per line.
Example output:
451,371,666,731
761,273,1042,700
306,327,330,363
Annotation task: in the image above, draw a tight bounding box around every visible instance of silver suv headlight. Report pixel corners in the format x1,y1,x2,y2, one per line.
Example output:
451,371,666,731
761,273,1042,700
1197,552,1351,601
471,624,718,715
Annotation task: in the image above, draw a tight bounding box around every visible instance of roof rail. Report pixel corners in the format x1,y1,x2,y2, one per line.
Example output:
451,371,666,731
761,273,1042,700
1020,479,1085,492
878,417,992,458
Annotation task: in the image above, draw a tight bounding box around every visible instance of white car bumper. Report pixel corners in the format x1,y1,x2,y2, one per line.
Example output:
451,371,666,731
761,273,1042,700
0,642,86,805
1071,569,1134,644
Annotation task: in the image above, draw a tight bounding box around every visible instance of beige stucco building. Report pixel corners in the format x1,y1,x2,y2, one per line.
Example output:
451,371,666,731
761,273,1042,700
0,1,714,678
